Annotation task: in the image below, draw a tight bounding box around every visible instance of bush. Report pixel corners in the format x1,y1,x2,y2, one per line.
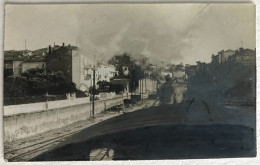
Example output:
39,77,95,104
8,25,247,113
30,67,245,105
75,89,87,98
4,76,28,98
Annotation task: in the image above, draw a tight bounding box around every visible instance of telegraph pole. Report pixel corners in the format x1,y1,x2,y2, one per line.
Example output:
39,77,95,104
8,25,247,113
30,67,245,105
139,79,141,100
141,58,144,102
92,68,95,119
92,56,96,119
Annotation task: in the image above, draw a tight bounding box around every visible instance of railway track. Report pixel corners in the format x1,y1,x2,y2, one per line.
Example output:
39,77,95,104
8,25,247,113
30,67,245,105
5,102,151,161
5,129,82,161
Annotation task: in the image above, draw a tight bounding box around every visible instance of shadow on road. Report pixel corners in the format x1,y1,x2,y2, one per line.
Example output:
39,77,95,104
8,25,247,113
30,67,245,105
31,104,256,161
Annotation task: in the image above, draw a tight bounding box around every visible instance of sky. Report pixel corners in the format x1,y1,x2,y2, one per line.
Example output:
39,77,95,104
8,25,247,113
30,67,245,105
4,3,255,65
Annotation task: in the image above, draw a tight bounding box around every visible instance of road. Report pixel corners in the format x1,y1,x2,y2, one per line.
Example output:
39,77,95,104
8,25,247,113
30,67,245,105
31,102,256,161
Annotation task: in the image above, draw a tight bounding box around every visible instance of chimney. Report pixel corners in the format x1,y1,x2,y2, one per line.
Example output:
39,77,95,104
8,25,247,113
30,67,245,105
49,45,52,54
68,44,70,47
63,43,65,47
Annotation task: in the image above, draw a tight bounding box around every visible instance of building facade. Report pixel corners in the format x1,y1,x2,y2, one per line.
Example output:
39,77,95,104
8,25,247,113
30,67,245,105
211,48,255,66
96,65,117,82
72,51,88,91
22,56,46,73
46,44,75,80
229,48,256,65
211,49,235,64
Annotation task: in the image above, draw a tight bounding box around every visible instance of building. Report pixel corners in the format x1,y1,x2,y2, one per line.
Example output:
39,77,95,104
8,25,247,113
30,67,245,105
22,56,46,73
211,48,256,66
229,48,256,65
4,55,16,74
46,44,119,92
161,71,173,78
46,43,94,91
13,59,24,76
84,65,94,90
4,52,28,76
173,70,185,78
138,78,157,94
83,64,118,92
96,65,117,82
46,44,77,81
185,65,197,77
196,61,208,73
211,49,236,64
72,51,88,91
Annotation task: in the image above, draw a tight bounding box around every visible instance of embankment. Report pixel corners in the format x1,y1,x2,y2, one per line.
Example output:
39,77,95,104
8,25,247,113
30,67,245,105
4,95,125,142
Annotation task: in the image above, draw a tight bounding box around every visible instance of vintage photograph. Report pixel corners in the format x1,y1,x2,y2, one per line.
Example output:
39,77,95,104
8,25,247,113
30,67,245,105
3,3,256,161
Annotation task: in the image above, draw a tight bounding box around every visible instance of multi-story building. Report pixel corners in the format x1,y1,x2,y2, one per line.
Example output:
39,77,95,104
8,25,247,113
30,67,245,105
22,56,46,73
96,65,117,82
229,48,256,66
4,52,31,76
211,48,255,66
211,49,235,64
84,64,118,90
46,44,75,80
5,43,120,93
72,51,88,91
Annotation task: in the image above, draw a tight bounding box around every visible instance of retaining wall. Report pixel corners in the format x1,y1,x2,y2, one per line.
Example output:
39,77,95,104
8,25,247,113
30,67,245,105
4,95,124,142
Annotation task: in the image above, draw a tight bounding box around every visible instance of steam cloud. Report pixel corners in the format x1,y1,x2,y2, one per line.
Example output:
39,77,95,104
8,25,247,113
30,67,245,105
76,4,200,65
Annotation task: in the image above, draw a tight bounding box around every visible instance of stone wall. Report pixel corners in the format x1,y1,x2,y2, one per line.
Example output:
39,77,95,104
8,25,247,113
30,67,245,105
4,96,124,142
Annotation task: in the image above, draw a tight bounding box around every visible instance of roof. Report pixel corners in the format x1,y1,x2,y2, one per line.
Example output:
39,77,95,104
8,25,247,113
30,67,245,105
4,55,28,61
31,48,48,56
234,48,255,57
225,49,235,53
23,56,46,63
110,78,130,85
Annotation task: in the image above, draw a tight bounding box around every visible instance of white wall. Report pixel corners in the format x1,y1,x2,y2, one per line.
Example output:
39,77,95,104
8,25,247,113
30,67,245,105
22,62,45,72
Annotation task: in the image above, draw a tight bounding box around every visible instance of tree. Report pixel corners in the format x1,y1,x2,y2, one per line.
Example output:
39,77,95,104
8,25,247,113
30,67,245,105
21,68,77,95
108,53,145,92
89,86,100,95
4,68,13,78
97,81,111,92
108,53,132,77
110,83,125,94
4,76,28,98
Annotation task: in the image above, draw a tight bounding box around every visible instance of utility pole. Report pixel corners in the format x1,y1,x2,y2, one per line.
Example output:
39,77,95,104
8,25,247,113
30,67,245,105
139,79,141,100
142,58,144,102
92,55,96,119
25,39,27,50
92,68,95,119
130,60,135,99
145,77,147,93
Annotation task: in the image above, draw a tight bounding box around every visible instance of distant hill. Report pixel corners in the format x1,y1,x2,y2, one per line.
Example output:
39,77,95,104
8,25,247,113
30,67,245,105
4,44,77,59
4,50,25,57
